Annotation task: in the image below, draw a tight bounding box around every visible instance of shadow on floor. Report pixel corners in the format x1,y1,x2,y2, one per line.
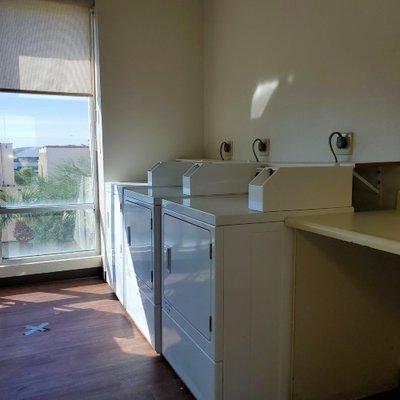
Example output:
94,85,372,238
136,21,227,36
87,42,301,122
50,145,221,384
0,277,193,400
361,388,400,400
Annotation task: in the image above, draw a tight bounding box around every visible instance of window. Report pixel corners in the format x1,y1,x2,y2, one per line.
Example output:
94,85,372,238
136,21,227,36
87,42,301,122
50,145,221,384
0,0,98,262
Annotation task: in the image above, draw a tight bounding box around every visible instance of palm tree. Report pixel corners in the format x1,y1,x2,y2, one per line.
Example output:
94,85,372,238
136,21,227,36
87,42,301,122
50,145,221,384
1,157,92,246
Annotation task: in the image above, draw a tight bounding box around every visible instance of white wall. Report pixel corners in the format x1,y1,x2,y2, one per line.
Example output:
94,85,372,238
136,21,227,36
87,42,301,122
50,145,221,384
204,0,400,163
96,0,204,182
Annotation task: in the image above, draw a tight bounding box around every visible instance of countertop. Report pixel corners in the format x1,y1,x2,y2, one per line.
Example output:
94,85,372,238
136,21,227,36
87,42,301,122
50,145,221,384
285,210,400,255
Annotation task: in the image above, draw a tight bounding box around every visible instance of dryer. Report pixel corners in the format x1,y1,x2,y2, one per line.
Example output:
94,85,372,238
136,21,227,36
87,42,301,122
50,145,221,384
123,186,185,352
123,162,263,353
104,160,194,304
105,182,151,303
161,164,354,400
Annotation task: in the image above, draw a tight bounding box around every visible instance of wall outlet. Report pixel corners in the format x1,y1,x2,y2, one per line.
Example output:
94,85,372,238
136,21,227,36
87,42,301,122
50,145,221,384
221,140,233,160
261,138,270,155
335,132,354,155
256,138,270,162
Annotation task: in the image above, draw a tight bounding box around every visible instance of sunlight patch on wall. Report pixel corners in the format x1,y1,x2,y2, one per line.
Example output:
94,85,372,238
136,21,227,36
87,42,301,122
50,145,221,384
251,79,279,120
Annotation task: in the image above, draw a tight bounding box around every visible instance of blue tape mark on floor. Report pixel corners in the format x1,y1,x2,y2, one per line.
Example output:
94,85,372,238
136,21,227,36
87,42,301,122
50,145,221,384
24,322,50,336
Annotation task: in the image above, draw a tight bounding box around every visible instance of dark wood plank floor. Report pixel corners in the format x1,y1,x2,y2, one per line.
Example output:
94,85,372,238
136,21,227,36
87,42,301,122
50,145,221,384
0,277,194,400
362,389,400,400
1,276,398,400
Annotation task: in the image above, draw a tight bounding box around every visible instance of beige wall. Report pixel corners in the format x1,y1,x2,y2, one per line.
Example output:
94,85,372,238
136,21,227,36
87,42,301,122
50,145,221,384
96,0,204,182
97,1,400,175
204,0,400,163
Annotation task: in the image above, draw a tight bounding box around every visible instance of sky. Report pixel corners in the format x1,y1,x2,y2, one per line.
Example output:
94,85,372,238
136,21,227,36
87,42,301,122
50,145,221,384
0,92,91,150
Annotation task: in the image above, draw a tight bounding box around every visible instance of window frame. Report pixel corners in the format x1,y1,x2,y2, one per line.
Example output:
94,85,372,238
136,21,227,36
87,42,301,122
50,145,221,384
0,7,101,266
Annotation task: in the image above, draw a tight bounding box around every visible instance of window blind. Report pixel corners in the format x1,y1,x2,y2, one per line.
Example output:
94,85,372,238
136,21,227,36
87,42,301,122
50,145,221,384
0,0,93,95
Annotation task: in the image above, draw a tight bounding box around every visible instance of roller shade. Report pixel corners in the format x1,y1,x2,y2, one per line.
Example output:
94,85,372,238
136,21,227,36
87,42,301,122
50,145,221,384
0,0,93,95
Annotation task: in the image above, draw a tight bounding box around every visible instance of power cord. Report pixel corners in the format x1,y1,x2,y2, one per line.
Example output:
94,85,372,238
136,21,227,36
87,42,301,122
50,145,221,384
329,132,348,164
252,138,267,162
219,141,231,160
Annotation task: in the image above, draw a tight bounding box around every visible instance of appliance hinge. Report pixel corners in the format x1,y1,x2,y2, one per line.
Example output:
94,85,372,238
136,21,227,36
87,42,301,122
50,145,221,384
209,315,212,332
209,243,213,259
151,270,153,283
150,217,153,230
120,203,123,212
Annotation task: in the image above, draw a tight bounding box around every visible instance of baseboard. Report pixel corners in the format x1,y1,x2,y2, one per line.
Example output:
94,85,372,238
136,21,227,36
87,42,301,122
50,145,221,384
0,267,103,287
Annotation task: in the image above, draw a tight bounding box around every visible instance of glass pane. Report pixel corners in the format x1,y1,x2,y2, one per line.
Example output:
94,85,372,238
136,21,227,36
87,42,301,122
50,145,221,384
1,209,96,259
0,92,93,206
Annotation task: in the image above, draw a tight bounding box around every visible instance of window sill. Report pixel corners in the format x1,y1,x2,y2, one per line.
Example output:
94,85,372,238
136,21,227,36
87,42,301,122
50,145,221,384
0,254,102,278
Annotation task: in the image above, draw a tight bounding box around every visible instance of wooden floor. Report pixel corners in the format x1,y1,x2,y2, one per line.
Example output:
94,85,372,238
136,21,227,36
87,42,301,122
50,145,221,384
1,276,398,400
363,389,400,400
0,277,194,400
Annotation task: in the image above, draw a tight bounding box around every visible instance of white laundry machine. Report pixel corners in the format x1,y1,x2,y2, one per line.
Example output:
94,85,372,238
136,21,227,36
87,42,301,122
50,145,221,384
160,164,354,400
123,162,263,353
123,186,184,352
104,160,194,303
105,182,149,303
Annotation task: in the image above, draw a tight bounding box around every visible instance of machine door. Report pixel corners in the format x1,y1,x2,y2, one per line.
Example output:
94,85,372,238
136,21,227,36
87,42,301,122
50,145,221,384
124,201,153,289
113,192,123,268
163,214,212,340
105,189,115,288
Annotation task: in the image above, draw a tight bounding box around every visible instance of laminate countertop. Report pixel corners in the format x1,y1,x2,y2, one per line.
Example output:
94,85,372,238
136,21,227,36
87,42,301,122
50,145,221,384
285,210,400,256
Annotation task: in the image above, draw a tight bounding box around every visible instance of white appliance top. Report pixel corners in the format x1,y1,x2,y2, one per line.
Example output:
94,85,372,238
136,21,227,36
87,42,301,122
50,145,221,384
105,181,147,192
106,181,147,186
124,186,185,205
162,196,352,227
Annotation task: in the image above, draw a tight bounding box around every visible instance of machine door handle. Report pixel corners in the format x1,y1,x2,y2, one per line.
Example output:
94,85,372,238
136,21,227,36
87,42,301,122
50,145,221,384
127,226,131,246
166,247,172,273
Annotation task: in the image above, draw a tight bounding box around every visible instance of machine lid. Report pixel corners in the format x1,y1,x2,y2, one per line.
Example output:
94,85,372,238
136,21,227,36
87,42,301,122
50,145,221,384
124,186,185,205
162,195,353,227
